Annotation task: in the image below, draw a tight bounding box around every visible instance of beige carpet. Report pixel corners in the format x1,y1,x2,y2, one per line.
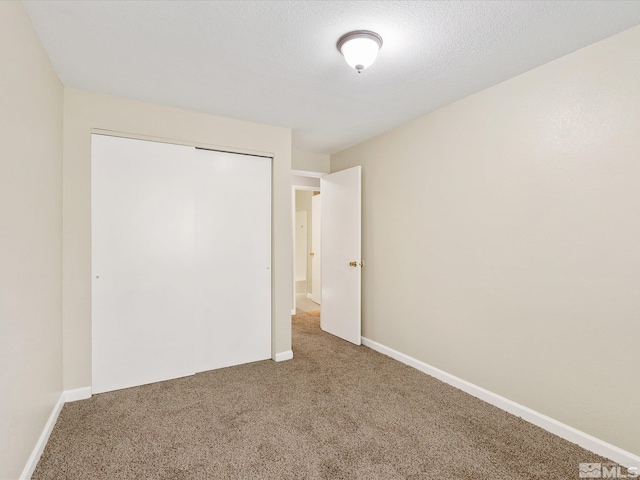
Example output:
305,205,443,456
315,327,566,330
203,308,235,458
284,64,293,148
33,311,606,479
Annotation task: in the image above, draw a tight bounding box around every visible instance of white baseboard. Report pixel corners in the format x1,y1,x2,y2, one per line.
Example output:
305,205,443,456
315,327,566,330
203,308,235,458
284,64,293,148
275,350,293,362
64,386,92,402
361,336,640,469
20,387,92,479
291,308,296,315
19,393,65,480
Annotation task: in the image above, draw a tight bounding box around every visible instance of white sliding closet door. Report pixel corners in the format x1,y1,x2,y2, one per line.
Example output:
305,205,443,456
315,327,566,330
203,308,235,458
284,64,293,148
92,135,272,395
194,149,271,372
92,135,197,394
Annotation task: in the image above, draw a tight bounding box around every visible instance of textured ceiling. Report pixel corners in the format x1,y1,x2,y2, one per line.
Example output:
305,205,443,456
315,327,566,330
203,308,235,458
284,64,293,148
22,1,640,154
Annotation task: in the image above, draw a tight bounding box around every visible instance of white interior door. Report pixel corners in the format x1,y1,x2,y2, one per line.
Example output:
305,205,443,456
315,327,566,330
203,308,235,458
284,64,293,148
193,148,271,372
92,135,197,394
311,194,321,304
320,166,361,345
295,210,307,285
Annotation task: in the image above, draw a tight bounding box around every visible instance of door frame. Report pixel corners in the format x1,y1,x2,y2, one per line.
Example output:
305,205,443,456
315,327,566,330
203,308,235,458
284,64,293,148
291,170,324,314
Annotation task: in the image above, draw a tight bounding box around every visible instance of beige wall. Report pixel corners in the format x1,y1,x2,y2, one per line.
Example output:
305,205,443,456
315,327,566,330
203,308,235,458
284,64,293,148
63,88,292,390
332,25,640,455
292,150,330,173
0,2,64,478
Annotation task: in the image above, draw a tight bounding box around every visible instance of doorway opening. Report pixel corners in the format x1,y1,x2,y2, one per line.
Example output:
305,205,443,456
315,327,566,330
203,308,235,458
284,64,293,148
294,189,320,313
292,171,323,315
292,166,362,346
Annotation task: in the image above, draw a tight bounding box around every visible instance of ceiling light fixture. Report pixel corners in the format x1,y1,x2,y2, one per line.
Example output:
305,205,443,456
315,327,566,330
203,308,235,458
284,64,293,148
337,30,383,73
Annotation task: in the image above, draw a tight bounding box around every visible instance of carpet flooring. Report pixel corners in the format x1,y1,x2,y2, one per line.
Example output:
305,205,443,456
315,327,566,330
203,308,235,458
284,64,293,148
33,311,607,479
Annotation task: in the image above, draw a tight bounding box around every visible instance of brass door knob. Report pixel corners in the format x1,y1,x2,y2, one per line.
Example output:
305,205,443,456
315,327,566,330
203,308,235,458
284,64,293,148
349,261,357,267
310,252,315,257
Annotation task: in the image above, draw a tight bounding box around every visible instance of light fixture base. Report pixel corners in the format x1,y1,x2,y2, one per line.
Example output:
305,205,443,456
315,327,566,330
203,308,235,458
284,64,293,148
336,30,383,53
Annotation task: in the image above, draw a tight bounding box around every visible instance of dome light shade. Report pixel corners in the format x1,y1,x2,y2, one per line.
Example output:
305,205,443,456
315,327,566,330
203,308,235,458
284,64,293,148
337,30,383,73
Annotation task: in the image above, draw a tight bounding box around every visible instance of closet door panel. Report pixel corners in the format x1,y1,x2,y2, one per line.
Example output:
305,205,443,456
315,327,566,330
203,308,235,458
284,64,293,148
194,149,272,372
92,135,196,394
